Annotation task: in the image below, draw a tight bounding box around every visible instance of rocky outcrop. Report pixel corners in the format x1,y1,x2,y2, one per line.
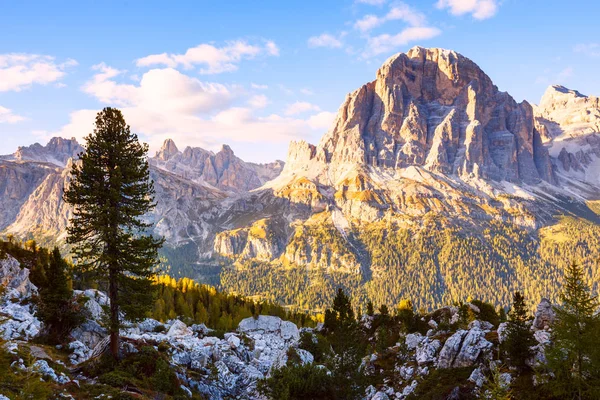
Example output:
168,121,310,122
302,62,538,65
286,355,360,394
0,255,40,340
532,298,555,330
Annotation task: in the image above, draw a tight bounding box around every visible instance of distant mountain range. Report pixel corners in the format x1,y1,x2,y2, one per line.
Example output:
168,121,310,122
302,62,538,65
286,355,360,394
2,46,600,309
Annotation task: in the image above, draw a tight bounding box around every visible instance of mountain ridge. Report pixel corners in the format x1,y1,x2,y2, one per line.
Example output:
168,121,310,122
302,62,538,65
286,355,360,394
1,46,600,309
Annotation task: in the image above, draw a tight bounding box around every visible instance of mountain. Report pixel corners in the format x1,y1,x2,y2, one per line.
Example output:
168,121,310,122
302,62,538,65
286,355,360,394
2,47,600,310
151,139,284,193
0,137,83,167
215,47,600,310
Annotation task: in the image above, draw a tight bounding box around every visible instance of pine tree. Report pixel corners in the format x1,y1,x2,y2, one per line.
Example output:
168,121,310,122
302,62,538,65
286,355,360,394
64,107,163,359
322,288,366,399
546,261,600,399
503,291,535,372
36,247,84,343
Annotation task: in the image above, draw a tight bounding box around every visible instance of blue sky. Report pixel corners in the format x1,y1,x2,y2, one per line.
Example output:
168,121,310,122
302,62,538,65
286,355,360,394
1,0,599,162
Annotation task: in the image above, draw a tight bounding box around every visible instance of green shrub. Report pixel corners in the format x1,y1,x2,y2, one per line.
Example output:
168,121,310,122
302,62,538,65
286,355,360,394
257,363,335,400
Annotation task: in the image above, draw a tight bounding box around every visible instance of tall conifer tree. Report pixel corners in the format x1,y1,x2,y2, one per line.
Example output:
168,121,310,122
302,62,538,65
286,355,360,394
64,107,163,359
546,261,600,399
503,291,535,371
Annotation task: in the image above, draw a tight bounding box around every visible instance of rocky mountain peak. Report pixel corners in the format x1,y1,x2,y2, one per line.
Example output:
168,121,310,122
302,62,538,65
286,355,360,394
3,137,83,167
155,138,180,161
285,46,555,186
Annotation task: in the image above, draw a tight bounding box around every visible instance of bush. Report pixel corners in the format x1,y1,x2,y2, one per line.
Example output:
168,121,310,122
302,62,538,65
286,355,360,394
258,363,335,400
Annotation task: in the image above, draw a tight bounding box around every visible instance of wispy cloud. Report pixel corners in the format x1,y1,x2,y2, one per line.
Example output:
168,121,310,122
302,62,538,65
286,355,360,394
284,101,321,116
535,66,574,86
356,2,441,57
0,106,25,123
436,0,499,20
366,27,442,56
354,3,426,32
0,54,77,92
574,43,600,58
308,33,344,48
136,40,279,74
248,94,269,109
355,0,387,5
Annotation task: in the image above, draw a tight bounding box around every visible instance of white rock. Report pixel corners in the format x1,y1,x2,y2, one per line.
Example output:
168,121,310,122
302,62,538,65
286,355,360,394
372,392,390,400
469,367,486,387
405,333,424,350
415,338,441,365
226,334,241,349
31,360,70,384
167,320,192,338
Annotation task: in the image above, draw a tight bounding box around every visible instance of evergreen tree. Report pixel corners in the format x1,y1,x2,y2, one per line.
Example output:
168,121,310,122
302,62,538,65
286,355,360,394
323,288,366,399
64,107,163,359
366,300,374,316
503,291,535,371
36,248,84,343
546,261,600,399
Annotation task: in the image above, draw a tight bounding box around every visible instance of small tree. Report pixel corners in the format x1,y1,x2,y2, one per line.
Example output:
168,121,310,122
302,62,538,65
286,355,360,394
546,261,600,399
36,247,84,343
503,291,535,371
64,107,163,359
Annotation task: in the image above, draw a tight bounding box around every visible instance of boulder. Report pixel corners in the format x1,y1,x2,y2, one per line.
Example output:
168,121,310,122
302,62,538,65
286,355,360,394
452,327,493,368
167,320,192,338
532,299,555,330
70,320,106,349
415,338,441,365
468,367,486,387
0,256,37,298
405,333,424,350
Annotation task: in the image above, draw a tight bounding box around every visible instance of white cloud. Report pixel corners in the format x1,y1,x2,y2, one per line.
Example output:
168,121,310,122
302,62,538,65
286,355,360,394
37,64,331,156
574,43,600,58
251,83,268,90
365,27,442,56
300,88,314,95
308,33,344,49
136,40,279,74
284,101,321,116
436,0,499,20
354,3,426,32
306,111,336,130
82,64,234,114
356,0,387,5
0,54,76,92
0,106,25,123
248,94,269,109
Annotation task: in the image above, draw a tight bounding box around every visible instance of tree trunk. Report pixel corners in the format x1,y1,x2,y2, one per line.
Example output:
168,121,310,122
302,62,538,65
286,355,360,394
109,265,119,360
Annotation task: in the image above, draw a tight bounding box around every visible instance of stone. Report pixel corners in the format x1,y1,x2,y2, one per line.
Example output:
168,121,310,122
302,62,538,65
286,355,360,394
452,327,493,368
69,340,91,365
532,299,555,330
405,333,424,350
167,320,192,338
468,367,486,387
31,360,70,384
0,256,37,299
372,392,390,400
468,320,494,331
438,330,467,369
415,338,441,365
70,320,106,350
